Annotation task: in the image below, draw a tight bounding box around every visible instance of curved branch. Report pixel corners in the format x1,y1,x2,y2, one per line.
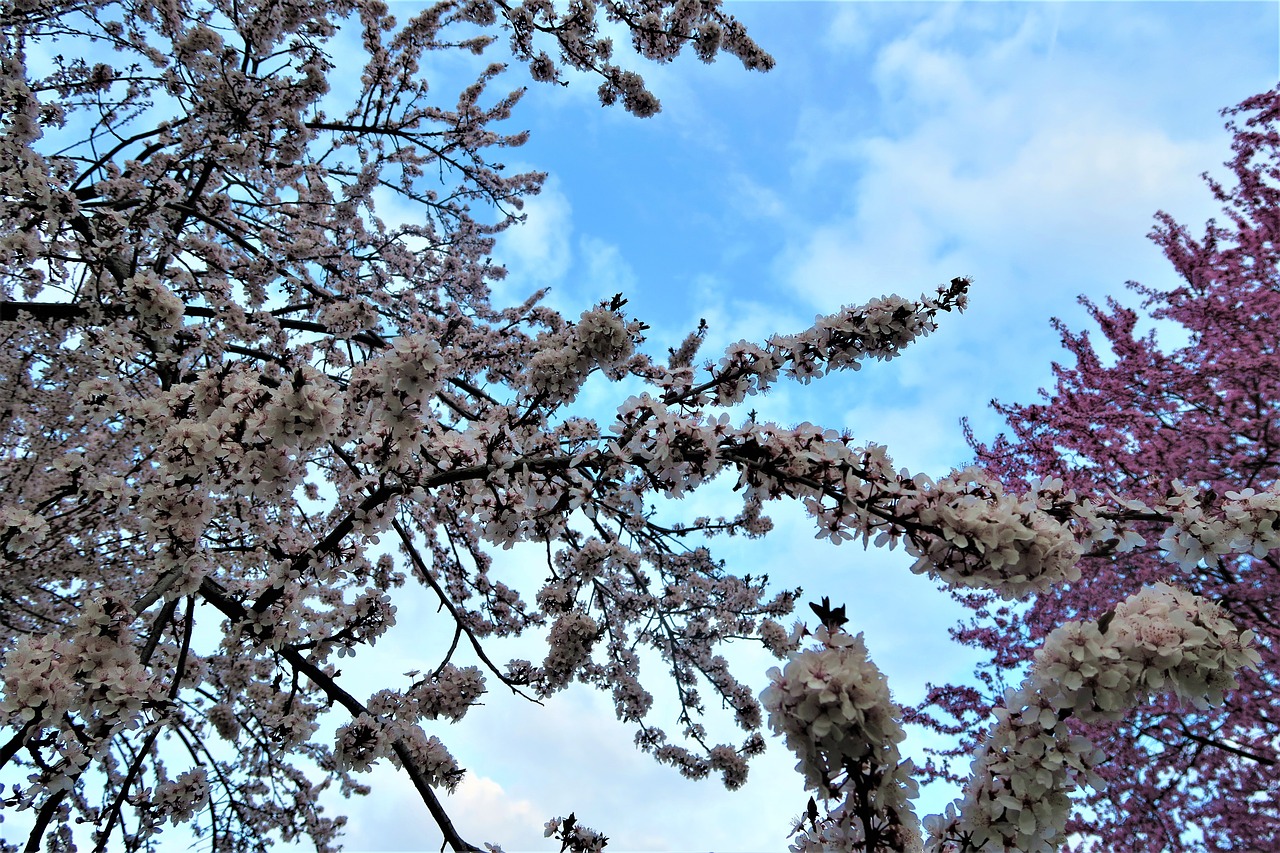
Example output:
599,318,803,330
197,577,482,853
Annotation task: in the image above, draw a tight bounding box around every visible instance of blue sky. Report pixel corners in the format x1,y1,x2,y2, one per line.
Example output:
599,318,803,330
308,2,1279,852
3,2,1274,852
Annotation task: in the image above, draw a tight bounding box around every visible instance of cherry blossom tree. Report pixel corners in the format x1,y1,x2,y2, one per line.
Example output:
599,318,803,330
0,0,1269,849
923,86,1280,852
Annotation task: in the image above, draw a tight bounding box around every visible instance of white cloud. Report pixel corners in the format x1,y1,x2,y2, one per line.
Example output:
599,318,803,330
321,772,546,852
492,177,574,295
690,272,804,350
426,680,795,852
764,2,1244,473
449,776,549,850
575,236,639,306
727,172,791,223
783,11,1222,312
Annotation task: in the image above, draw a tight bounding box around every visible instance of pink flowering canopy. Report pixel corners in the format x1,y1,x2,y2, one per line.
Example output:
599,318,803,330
920,86,1280,852
0,0,1271,849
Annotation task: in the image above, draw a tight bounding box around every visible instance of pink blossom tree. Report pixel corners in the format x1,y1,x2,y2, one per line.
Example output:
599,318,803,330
0,0,1270,850
924,86,1280,852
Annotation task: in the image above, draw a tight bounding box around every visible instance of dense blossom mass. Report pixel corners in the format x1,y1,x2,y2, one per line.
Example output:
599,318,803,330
0,0,1272,848
764,586,1259,853
923,85,1280,853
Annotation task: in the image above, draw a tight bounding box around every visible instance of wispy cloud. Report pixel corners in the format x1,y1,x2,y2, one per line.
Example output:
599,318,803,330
492,176,575,297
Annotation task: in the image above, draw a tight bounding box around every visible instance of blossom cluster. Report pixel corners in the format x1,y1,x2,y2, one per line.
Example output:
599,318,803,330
699,279,968,408
260,366,343,451
1022,478,1280,576
931,694,1103,853
1157,481,1280,568
524,306,637,406
152,768,210,826
542,813,609,853
0,597,165,731
0,504,49,555
1036,583,1260,716
535,610,601,694
761,626,908,795
771,292,959,383
124,271,185,340
762,624,922,852
407,664,487,722
361,663,487,734
930,583,1260,852
352,333,445,441
791,799,924,853
333,713,462,790
609,396,726,497
898,468,1083,599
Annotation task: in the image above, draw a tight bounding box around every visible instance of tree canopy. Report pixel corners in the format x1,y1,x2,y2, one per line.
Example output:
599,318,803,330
0,0,1271,851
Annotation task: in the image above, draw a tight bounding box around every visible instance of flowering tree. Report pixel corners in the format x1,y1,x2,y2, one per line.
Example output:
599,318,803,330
0,0,1269,849
923,86,1280,852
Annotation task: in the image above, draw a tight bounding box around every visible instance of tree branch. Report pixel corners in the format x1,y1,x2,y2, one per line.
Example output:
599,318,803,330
197,577,483,852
